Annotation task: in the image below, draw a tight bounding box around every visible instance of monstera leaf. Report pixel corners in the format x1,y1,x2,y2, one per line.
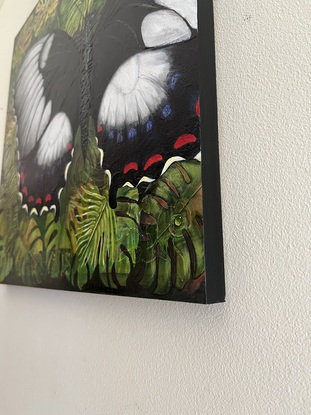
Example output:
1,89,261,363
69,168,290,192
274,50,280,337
113,187,140,286
137,160,205,296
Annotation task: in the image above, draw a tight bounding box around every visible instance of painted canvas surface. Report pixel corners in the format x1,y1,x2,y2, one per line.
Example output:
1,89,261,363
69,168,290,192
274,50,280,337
0,0,224,303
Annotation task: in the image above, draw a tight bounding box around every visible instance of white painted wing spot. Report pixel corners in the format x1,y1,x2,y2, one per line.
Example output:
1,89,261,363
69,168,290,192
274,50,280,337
155,0,198,30
36,113,72,167
98,49,171,129
142,10,191,48
161,156,186,175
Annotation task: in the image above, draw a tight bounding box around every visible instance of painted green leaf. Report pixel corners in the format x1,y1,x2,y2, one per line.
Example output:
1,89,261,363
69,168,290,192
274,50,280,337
68,184,141,290
137,160,205,295
10,216,44,286
13,0,60,70
0,210,13,282
60,0,105,36
112,187,140,286
44,212,72,279
69,184,117,288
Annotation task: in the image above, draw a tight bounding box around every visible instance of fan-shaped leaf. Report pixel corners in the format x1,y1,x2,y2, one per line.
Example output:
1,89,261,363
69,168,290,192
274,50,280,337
68,184,141,290
69,184,116,287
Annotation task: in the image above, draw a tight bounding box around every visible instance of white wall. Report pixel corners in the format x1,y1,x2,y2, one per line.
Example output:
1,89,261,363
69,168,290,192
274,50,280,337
0,1,310,414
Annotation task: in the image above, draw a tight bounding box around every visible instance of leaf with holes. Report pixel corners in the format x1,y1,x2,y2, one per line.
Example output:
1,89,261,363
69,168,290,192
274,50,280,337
113,187,140,287
137,160,205,296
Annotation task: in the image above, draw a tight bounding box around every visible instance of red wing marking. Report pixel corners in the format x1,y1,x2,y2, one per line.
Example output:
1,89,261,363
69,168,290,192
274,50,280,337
124,162,139,175
22,186,28,196
174,134,197,150
97,125,103,133
28,196,35,203
67,143,73,151
144,154,163,171
45,194,52,203
36,198,42,205
196,99,200,117
20,172,25,185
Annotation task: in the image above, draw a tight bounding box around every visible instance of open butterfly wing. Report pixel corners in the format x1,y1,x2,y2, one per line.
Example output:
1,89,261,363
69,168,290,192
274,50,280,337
92,0,200,207
15,30,81,214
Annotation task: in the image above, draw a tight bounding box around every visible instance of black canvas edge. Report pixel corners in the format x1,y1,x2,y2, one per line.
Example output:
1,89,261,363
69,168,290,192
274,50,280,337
198,0,226,303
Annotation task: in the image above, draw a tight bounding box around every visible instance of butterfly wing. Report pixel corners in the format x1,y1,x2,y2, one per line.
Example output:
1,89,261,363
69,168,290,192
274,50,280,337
92,0,200,207
15,30,81,214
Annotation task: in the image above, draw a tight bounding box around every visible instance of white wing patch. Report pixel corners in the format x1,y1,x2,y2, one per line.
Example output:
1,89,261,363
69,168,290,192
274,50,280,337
15,34,53,160
98,49,171,129
155,0,198,30
161,156,186,175
36,112,72,167
141,10,191,48
40,33,55,69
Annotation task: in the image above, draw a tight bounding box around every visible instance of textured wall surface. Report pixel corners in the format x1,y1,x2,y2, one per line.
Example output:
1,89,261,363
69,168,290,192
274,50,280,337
0,1,310,414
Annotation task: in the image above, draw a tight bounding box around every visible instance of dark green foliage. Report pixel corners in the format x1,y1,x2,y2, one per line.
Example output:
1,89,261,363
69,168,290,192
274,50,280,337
137,161,205,295
69,184,140,290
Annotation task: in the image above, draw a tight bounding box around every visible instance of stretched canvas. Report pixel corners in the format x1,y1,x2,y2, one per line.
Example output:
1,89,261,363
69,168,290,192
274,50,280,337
0,0,225,304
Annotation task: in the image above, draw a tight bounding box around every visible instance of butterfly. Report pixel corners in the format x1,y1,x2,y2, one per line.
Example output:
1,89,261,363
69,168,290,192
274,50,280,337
14,0,201,214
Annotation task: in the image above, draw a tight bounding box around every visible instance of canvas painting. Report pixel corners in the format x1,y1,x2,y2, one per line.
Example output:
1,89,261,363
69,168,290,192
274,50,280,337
0,0,225,303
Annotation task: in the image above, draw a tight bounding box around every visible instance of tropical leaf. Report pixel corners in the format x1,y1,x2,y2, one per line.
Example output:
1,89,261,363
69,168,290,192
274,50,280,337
113,187,140,286
137,160,205,296
43,212,72,279
1,113,20,211
8,215,44,286
33,0,60,36
59,0,104,37
13,0,59,70
64,125,100,194
68,183,141,290
69,184,116,288
0,210,13,282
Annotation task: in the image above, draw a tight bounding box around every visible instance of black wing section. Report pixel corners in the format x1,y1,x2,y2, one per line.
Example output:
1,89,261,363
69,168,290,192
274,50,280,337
91,0,199,207
92,0,158,119
14,30,81,215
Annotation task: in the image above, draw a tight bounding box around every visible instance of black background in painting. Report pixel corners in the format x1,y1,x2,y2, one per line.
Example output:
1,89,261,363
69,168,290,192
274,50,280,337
198,0,226,303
